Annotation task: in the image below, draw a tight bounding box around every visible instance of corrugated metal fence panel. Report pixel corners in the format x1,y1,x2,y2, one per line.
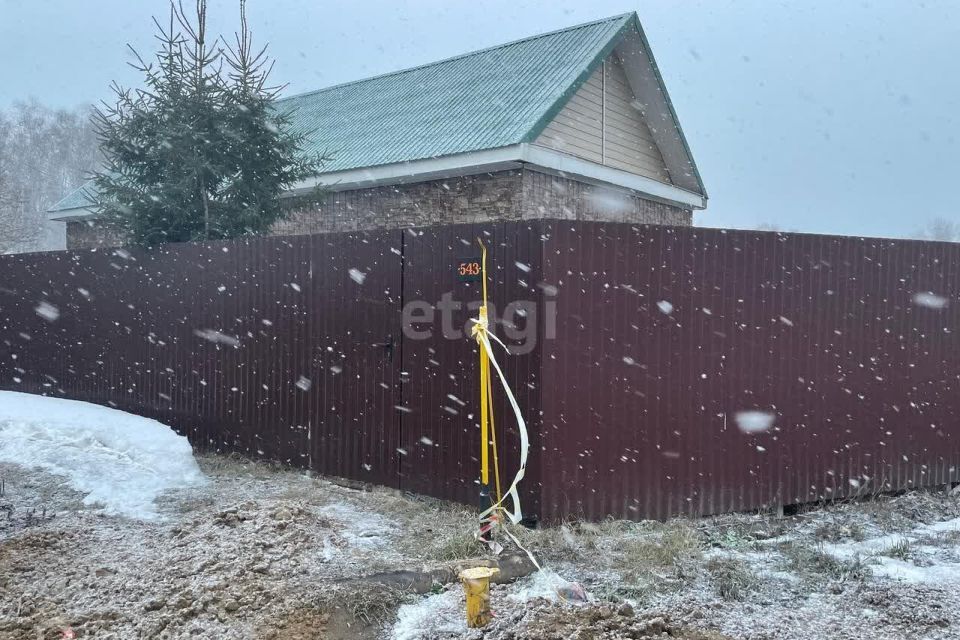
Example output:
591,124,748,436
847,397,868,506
6,220,960,523
399,221,543,512
0,232,404,487
539,222,960,521
306,231,403,487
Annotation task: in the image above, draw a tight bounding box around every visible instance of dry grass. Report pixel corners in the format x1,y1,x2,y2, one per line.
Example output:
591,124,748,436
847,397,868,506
428,530,486,561
197,452,295,479
813,520,867,543
920,528,960,548
880,538,915,562
512,523,587,562
619,520,703,569
320,583,409,626
779,542,871,586
705,556,759,601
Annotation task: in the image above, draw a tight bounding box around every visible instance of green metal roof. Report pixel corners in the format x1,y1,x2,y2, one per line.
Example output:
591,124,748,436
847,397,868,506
279,13,632,172
49,184,98,213
52,13,689,213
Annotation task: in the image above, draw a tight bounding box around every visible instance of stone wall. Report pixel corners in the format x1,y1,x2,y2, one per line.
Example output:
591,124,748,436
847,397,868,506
64,168,693,248
273,170,523,236
520,169,692,226
65,220,129,250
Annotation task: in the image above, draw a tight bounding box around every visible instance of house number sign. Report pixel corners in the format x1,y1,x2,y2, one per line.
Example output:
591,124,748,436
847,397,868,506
456,257,482,281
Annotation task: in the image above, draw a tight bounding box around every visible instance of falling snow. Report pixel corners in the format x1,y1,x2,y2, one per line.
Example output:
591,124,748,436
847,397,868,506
734,410,776,434
34,301,59,322
913,291,949,309
349,268,367,284
192,329,239,346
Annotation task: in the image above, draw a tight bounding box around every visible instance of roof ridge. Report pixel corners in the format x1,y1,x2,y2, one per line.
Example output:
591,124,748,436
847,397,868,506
278,12,633,103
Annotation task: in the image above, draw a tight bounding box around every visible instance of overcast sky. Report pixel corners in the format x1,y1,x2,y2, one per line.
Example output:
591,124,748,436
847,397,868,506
2,0,957,239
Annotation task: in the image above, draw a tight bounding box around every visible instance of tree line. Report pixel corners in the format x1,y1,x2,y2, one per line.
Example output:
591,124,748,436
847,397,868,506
0,101,98,253
2,0,322,254
1,0,955,253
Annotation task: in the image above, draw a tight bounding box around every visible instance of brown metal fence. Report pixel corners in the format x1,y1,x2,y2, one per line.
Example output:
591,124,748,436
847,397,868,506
2,220,959,522
0,223,538,511
539,221,960,520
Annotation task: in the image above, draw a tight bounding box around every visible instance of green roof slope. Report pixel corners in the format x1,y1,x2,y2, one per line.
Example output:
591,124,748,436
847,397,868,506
50,13,635,213
279,13,631,172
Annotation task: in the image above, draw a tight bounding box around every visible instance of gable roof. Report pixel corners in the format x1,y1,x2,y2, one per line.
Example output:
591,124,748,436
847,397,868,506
281,13,633,172
50,12,705,215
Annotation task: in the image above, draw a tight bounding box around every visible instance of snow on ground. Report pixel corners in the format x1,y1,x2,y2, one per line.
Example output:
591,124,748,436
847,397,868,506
317,502,394,549
0,391,206,519
392,569,582,640
504,568,579,603
4,420,960,639
822,516,960,583
393,590,464,640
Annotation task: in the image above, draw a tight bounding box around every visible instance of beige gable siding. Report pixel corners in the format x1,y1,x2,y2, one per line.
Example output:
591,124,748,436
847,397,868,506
602,57,671,181
536,65,604,163
534,55,671,183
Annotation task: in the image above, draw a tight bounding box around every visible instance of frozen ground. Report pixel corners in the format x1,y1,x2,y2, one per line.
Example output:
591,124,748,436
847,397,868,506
2,404,960,638
4,456,960,640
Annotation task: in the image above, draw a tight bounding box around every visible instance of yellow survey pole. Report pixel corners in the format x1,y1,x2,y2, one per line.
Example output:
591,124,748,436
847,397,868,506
477,240,491,517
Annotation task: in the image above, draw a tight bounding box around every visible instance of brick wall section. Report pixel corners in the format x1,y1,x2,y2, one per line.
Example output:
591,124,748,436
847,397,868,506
273,170,523,235
520,169,692,226
64,168,693,248
65,220,129,250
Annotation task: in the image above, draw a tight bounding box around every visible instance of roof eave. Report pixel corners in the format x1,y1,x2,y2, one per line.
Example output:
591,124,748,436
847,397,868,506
627,13,707,199
288,144,705,210
48,207,96,222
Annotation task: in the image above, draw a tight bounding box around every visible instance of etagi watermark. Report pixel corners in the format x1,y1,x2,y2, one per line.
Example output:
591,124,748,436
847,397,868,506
400,292,556,355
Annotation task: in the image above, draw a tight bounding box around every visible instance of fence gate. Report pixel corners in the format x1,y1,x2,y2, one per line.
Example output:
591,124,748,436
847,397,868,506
398,222,544,511
305,231,405,487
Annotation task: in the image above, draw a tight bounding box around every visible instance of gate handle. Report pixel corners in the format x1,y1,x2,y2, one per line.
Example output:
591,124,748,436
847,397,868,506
372,334,394,361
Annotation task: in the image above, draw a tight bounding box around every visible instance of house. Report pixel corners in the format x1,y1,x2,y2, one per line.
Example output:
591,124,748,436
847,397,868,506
47,12,706,248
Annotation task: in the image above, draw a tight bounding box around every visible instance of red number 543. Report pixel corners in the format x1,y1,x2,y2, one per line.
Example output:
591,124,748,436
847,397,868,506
458,262,480,276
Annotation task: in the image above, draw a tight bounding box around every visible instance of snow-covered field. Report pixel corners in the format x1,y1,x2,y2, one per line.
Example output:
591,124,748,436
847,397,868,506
3,395,960,639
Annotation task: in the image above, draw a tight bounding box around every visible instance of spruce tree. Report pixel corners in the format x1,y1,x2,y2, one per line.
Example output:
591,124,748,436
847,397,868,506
93,1,323,246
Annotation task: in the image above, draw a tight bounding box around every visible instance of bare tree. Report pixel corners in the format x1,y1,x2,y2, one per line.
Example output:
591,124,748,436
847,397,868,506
0,100,99,253
0,112,37,253
917,217,960,242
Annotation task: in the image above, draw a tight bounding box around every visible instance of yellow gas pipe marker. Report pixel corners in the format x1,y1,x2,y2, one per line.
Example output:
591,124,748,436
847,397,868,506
463,238,540,629
460,566,500,628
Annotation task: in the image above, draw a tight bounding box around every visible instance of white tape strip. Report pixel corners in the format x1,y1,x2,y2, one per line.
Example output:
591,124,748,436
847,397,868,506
475,329,529,525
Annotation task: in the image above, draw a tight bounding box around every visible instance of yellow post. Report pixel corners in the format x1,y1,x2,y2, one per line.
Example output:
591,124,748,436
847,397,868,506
460,566,500,628
474,240,503,535
479,308,489,489
477,240,491,515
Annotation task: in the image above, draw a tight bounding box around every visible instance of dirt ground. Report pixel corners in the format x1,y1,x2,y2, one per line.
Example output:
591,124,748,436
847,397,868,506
3,455,960,640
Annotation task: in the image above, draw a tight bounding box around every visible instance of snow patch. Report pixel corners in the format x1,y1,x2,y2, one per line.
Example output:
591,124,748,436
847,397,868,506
316,502,392,548
392,589,464,640
0,391,206,520
507,569,586,603
822,516,960,584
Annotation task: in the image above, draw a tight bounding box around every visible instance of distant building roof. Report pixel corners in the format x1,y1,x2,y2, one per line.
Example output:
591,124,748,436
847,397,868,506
50,12,704,216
